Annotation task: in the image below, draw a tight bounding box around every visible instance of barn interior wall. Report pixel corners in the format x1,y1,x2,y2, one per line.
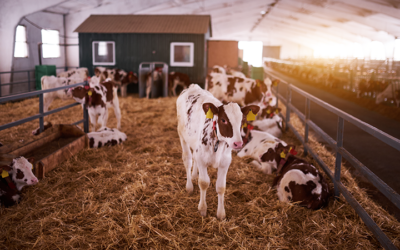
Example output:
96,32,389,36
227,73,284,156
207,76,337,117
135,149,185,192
207,40,239,72
279,42,314,60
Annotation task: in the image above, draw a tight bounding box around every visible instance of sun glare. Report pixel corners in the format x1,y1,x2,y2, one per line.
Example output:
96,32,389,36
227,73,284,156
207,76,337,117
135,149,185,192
239,41,263,67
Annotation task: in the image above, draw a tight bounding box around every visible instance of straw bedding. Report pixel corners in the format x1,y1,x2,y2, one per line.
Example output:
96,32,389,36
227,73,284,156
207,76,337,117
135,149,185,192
0,95,399,249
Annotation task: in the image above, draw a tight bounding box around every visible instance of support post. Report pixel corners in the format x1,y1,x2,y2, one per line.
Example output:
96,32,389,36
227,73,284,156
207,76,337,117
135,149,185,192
285,84,292,132
304,98,310,156
27,71,31,92
334,117,344,198
39,93,44,132
83,81,89,133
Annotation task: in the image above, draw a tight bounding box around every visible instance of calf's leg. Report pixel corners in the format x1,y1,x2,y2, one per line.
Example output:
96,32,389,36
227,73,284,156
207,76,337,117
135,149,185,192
178,135,193,193
216,165,229,220
198,163,210,217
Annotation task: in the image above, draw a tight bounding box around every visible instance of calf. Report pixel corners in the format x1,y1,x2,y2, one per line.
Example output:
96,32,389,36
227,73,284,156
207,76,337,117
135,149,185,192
237,131,287,174
57,67,89,80
69,80,121,131
376,82,400,107
146,68,163,99
0,157,38,207
177,84,260,219
41,76,85,112
88,127,127,148
94,67,138,97
168,72,190,96
272,150,331,210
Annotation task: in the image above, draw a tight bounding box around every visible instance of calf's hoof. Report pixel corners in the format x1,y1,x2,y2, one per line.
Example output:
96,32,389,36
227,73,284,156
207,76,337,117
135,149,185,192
186,182,193,193
217,209,226,220
199,208,207,217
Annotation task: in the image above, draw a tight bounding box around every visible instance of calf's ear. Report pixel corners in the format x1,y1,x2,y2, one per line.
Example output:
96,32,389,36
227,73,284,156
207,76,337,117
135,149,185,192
0,163,12,172
260,148,276,162
202,103,219,118
27,158,35,164
241,105,261,122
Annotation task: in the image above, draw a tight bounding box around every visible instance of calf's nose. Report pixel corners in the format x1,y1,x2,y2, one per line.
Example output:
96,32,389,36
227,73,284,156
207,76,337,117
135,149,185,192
233,141,243,149
31,178,38,184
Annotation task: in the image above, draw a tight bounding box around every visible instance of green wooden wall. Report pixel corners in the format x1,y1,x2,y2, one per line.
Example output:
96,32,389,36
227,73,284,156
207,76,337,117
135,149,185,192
78,33,208,92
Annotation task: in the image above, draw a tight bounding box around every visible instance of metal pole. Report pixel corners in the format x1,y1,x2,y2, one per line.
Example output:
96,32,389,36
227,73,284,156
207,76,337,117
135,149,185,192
335,117,344,198
285,84,292,132
38,43,42,65
304,98,310,156
83,107,89,133
39,93,44,132
27,71,31,92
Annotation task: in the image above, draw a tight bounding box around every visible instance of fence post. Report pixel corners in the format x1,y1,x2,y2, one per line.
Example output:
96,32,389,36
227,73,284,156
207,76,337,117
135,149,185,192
285,84,291,132
304,98,310,156
27,71,31,92
83,107,89,133
39,93,44,132
334,117,344,198
275,82,279,108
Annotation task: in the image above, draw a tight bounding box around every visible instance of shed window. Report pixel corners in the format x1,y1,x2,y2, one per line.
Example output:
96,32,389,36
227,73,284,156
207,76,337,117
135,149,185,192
170,42,194,67
93,41,115,65
41,29,60,58
14,25,28,58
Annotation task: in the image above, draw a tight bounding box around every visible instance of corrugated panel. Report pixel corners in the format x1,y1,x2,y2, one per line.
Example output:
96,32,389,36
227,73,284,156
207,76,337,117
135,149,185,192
75,15,211,36
79,33,207,93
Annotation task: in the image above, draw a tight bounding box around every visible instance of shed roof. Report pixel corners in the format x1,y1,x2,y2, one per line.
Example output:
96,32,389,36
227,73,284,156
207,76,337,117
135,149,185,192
74,15,212,36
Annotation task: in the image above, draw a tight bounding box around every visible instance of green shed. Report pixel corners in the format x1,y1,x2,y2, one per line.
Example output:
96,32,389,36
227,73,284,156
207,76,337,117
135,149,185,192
74,15,212,93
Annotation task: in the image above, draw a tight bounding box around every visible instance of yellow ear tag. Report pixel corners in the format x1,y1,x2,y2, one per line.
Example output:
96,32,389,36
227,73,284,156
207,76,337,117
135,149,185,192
280,151,286,158
206,108,214,119
257,82,260,87
267,109,271,114
1,170,9,178
242,122,247,128
88,90,92,96
275,110,279,114
247,110,256,121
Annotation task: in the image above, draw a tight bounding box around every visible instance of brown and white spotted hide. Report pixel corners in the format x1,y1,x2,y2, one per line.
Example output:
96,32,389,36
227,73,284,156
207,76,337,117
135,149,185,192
0,157,38,207
32,122,53,136
206,73,268,107
69,80,121,131
273,155,331,210
88,127,127,148
168,72,190,96
57,67,89,80
237,131,287,174
41,76,85,112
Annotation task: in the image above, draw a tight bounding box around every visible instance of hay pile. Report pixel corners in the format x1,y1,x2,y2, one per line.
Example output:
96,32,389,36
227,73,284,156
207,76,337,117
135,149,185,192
0,95,399,249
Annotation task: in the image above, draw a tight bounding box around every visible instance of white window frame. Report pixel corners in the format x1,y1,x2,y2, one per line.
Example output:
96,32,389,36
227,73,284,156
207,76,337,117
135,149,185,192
14,25,28,58
41,29,60,58
170,42,194,67
92,41,116,66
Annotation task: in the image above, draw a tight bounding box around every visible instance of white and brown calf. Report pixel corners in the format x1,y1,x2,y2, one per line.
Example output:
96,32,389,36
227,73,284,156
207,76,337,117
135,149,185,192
69,80,121,131
177,84,260,219
0,157,38,207
238,130,287,174
272,153,331,210
206,73,274,107
146,68,163,99
94,67,138,97
41,76,85,112
57,67,89,80
88,127,127,148
168,72,190,96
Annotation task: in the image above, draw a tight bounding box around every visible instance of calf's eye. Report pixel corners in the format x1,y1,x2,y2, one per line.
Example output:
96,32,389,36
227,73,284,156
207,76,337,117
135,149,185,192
221,119,227,124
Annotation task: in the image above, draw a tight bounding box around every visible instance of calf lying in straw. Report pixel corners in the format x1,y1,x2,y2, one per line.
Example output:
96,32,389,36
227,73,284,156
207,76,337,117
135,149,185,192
88,127,127,148
0,157,38,207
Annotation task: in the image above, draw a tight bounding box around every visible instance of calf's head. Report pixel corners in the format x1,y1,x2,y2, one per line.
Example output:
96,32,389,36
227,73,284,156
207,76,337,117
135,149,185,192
202,102,260,150
2,157,38,191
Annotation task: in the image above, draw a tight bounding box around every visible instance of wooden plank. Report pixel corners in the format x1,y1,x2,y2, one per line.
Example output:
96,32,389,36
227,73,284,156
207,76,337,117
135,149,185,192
207,40,238,73
9,131,60,157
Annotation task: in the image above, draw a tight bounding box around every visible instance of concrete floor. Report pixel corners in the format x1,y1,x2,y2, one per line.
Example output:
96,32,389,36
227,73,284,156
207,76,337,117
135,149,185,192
264,68,400,215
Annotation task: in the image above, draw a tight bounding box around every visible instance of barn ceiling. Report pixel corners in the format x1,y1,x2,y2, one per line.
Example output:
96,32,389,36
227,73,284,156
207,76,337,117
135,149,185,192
42,0,400,49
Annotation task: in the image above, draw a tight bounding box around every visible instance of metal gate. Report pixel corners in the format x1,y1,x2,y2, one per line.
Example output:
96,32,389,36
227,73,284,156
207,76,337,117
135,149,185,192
138,62,168,98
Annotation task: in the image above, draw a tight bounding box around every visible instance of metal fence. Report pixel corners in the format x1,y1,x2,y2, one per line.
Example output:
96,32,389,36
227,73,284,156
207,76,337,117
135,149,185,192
0,81,89,134
0,66,79,98
268,70,400,250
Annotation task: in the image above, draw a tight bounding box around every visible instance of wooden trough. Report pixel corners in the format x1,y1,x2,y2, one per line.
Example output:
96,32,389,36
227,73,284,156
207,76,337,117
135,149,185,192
0,124,87,179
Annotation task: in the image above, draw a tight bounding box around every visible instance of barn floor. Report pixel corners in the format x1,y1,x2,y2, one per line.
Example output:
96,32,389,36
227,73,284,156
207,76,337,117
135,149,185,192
0,95,399,249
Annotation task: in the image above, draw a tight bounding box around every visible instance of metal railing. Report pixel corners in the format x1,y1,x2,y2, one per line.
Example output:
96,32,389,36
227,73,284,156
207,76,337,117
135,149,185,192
0,66,79,97
267,70,400,250
0,81,89,133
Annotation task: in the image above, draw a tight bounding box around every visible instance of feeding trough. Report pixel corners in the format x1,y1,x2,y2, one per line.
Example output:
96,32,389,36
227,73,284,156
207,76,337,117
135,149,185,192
0,124,87,179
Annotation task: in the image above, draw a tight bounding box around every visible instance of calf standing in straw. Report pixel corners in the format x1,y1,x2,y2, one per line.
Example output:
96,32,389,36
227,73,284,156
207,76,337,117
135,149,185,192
177,84,260,219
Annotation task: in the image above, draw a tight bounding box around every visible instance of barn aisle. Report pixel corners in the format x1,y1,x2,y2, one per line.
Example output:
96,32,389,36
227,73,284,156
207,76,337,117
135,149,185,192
0,95,399,249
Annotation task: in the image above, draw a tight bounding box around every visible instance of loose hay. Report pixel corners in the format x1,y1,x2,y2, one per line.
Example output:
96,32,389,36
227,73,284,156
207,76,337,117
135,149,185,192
0,95,399,249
